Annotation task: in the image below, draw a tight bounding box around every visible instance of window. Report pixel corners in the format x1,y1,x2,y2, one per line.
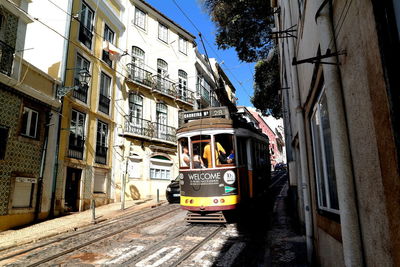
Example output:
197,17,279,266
102,25,115,67
157,59,168,92
0,126,9,160
129,93,143,124
99,72,111,114
69,110,86,159
134,7,146,29
311,88,339,214
179,138,190,168
178,70,188,100
128,156,142,179
74,54,90,103
95,120,108,164
131,46,145,81
150,155,172,180
12,178,35,208
93,170,107,193
21,107,38,138
191,135,211,169
79,2,94,49
214,134,235,166
179,36,188,54
158,23,168,43
156,103,168,140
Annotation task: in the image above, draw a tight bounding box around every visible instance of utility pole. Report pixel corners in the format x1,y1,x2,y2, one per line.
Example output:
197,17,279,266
121,156,129,210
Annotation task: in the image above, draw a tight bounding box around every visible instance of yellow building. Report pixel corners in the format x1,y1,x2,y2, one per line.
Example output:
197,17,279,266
55,0,125,213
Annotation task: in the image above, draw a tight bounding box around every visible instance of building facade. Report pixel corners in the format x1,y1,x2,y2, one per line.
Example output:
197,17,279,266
0,0,61,230
55,0,125,213
113,0,197,201
276,0,400,265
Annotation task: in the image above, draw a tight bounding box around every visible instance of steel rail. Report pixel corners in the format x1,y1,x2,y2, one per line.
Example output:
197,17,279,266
25,206,181,267
0,203,173,262
169,225,224,267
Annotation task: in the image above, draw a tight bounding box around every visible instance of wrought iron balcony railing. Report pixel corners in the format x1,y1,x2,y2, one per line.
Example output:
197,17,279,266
126,63,154,87
124,116,153,138
68,135,85,160
95,145,108,164
72,82,88,103
0,40,15,76
154,75,176,97
99,94,110,114
153,122,176,143
123,116,176,143
176,87,195,105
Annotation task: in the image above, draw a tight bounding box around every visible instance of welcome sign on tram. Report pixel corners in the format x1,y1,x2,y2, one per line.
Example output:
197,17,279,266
180,169,238,197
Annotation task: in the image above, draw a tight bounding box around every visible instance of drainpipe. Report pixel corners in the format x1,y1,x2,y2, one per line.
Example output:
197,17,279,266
315,1,364,266
49,0,73,217
35,111,50,221
284,0,314,262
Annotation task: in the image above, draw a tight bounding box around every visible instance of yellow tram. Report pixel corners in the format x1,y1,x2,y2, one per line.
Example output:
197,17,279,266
177,107,270,222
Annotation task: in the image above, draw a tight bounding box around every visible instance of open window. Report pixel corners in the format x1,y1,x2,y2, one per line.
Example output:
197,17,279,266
190,135,211,168
214,134,235,167
178,137,190,169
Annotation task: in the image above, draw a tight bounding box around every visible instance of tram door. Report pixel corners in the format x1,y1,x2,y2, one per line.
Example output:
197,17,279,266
237,137,250,202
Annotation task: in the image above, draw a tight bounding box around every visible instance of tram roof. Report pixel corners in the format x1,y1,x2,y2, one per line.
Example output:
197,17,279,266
178,107,269,142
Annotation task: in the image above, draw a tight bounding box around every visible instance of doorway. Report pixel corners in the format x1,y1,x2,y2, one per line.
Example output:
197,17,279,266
65,167,82,212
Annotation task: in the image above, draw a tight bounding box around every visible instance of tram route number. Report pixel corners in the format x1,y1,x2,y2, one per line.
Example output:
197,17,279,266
183,107,227,120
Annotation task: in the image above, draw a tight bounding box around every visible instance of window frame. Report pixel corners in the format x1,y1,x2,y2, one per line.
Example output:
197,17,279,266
79,1,94,49
158,22,168,43
178,36,188,54
0,126,8,160
99,71,111,98
310,87,340,215
134,7,146,30
21,107,39,139
70,109,86,146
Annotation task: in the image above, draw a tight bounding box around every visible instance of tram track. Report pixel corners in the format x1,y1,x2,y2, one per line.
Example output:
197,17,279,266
0,204,181,266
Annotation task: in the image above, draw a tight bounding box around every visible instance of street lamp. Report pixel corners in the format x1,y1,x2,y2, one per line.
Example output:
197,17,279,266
57,68,91,98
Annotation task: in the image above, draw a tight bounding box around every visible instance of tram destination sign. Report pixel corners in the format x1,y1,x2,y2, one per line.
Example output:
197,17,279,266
182,107,229,120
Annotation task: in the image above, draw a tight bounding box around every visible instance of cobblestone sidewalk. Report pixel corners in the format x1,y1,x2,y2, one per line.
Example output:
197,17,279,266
268,182,308,266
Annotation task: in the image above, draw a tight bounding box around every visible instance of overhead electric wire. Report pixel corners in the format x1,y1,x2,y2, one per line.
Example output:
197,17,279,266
171,0,253,100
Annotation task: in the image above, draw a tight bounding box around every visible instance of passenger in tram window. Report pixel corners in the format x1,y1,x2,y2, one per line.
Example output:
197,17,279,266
203,141,226,167
193,152,205,168
180,146,190,167
227,149,235,163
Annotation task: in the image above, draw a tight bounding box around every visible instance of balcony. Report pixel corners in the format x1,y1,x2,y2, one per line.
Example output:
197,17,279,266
72,84,88,103
95,145,108,164
123,115,176,144
196,83,211,106
126,63,154,88
154,122,176,143
176,87,195,105
0,40,15,76
79,24,93,49
68,135,84,160
154,75,177,98
124,116,153,139
99,94,110,114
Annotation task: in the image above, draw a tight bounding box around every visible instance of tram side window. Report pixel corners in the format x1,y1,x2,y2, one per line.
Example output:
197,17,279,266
191,135,211,168
214,134,235,166
179,137,190,168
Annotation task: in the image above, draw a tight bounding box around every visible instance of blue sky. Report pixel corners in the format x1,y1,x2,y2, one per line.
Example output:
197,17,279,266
145,0,255,107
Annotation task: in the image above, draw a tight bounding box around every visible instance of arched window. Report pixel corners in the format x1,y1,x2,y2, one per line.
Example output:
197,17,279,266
128,93,143,134
157,59,169,92
131,46,145,81
157,59,168,75
150,155,173,180
178,70,188,100
156,103,168,140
